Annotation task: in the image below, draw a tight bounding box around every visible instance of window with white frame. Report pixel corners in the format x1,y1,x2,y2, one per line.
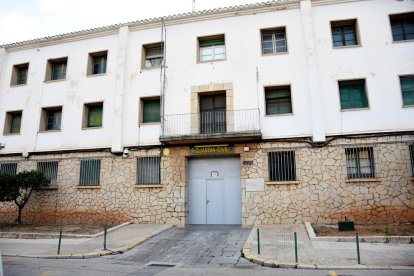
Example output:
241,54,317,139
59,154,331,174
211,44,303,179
345,147,375,179
261,27,287,54
0,163,17,176
137,157,160,185
37,161,59,187
198,35,225,62
268,151,296,182
79,159,101,186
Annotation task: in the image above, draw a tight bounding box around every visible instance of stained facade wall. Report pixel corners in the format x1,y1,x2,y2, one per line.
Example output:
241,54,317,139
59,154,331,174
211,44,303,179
1,136,412,226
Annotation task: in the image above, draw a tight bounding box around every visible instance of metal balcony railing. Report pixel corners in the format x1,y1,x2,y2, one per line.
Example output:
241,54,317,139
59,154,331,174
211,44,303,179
161,108,260,138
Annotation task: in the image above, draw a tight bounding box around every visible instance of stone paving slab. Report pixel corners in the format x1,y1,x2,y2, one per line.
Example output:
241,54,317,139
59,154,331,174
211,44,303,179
244,224,414,268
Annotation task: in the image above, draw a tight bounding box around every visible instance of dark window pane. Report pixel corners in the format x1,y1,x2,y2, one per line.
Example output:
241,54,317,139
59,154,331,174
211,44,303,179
339,81,368,109
0,163,17,175
79,160,100,186
17,67,28,85
46,109,62,130
10,113,22,134
345,147,375,179
143,99,160,123
400,76,414,106
93,56,107,74
87,105,103,127
268,151,296,181
137,157,160,184
390,14,414,41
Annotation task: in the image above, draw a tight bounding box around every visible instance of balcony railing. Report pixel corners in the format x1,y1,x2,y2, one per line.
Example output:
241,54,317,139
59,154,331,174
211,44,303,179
161,108,260,140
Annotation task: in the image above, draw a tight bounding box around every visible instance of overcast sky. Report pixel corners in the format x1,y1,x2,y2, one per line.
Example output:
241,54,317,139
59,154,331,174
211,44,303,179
0,0,263,45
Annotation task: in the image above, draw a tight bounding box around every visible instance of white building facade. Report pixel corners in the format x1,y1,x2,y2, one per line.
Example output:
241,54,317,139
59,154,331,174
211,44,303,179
0,0,413,226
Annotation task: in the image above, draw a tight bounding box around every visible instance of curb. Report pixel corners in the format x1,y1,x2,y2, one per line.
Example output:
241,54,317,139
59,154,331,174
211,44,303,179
3,224,174,259
241,227,414,270
0,221,132,240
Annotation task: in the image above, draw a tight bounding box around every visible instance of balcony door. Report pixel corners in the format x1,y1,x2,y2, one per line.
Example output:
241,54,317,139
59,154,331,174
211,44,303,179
200,93,226,134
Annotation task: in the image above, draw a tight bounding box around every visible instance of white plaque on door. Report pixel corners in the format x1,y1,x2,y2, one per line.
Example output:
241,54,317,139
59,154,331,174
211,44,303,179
245,178,264,192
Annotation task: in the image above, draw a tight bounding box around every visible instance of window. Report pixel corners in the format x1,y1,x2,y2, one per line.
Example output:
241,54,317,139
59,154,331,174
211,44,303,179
268,151,296,181
199,93,226,133
390,12,414,42
265,86,292,115
79,159,101,186
400,76,414,106
46,57,67,81
40,107,62,131
3,111,22,134
141,98,160,123
410,145,414,176
331,19,359,47
338,80,368,110
137,157,160,185
11,63,29,85
88,51,107,75
261,27,287,54
37,162,58,187
198,35,225,62
345,147,375,179
0,163,17,176
83,102,103,128
142,43,163,68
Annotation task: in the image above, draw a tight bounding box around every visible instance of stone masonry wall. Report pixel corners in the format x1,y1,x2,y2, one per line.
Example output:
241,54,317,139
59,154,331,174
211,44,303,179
239,135,414,225
0,135,413,226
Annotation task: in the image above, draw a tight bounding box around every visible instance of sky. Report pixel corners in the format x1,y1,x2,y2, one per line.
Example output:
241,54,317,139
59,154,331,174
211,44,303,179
0,0,265,45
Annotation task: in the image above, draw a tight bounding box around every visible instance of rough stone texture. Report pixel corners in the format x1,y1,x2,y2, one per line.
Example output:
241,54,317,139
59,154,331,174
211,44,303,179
0,135,413,226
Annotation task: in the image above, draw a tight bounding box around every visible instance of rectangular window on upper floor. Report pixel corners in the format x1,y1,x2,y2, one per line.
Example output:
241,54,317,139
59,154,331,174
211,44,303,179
87,51,107,75
83,102,103,128
142,43,164,69
140,97,160,123
3,111,22,135
390,12,414,42
400,75,414,106
40,106,62,131
45,57,67,81
10,63,29,86
338,79,369,110
198,34,225,62
265,86,292,115
261,27,287,55
331,19,359,47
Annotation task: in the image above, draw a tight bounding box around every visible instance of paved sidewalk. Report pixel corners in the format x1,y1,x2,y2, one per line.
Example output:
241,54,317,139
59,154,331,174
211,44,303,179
0,224,172,258
243,224,414,269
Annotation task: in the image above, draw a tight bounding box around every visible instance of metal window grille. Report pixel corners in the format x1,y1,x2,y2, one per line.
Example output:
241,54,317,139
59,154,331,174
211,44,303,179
0,163,17,175
410,145,414,176
137,157,160,185
345,147,375,179
200,110,226,134
79,159,101,186
268,151,296,181
37,161,59,187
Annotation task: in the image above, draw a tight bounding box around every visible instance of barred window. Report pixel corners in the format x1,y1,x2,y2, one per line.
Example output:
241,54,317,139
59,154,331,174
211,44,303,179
410,145,414,176
37,161,59,187
268,151,296,181
345,147,375,179
79,160,101,186
137,157,160,185
0,163,17,175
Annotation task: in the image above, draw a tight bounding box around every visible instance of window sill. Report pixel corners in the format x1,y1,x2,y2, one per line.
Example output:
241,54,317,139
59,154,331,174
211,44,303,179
140,122,161,125
3,133,21,136
44,79,66,83
261,51,289,57
38,130,62,133
10,84,27,87
135,184,162,189
345,178,380,183
197,58,226,64
81,126,103,130
402,104,414,108
392,39,414,44
340,107,370,112
78,186,101,189
332,44,361,49
140,66,161,71
265,112,294,117
266,180,300,185
86,73,107,77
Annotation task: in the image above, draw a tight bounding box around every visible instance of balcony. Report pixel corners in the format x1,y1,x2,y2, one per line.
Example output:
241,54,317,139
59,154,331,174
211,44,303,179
160,109,261,144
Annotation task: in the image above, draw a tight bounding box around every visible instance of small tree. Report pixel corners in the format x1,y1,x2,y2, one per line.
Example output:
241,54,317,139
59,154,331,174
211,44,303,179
0,170,49,224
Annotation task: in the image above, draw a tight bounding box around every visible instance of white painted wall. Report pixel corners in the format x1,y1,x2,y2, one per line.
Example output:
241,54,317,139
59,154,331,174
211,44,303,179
0,0,413,154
